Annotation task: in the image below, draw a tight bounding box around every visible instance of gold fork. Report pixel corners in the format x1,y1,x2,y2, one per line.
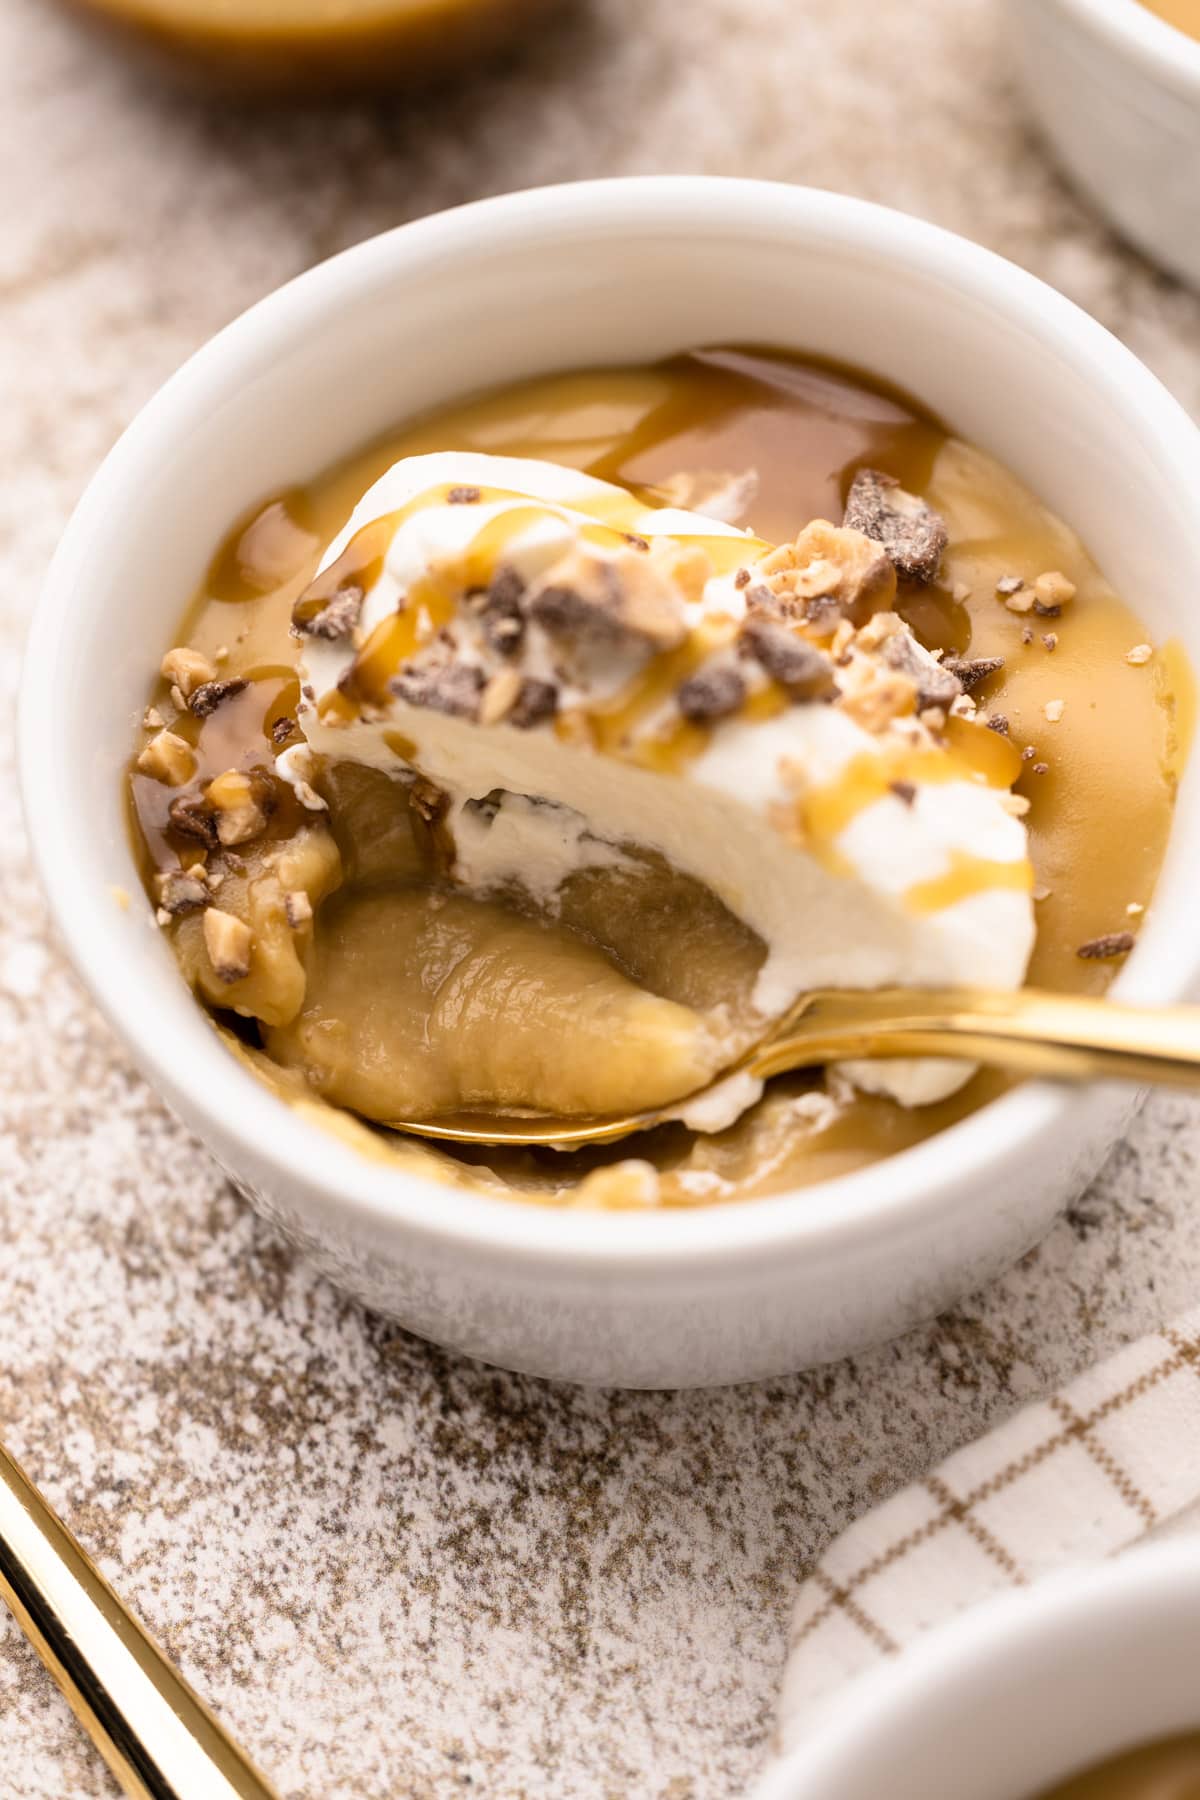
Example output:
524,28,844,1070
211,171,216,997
0,1438,277,1799
384,985,1200,1150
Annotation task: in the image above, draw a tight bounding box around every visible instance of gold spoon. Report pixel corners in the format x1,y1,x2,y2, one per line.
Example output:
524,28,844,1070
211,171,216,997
387,985,1200,1150
0,1439,278,1798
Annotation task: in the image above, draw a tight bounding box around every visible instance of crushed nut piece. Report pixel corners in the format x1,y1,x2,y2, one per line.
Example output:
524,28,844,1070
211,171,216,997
160,646,215,698
1044,699,1065,723
1022,744,1036,761
1127,901,1145,917
995,576,1024,597
1042,633,1058,652
284,890,313,929
1034,571,1076,610
137,729,195,787
203,908,252,983
677,665,747,723
205,769,270,846
142,706,165,730
739,618,837,700
758,523,896,625
943,656,1004,692
189,677,248,719
1126,643,1154,666
1077,932,1135,961
843,469,948,583
479,666,525,726
1005,588,1036,615
842,671,917,734
1021,626,1034,645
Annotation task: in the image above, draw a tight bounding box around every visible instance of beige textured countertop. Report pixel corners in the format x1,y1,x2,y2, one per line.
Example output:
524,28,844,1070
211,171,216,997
3,2,1200,1794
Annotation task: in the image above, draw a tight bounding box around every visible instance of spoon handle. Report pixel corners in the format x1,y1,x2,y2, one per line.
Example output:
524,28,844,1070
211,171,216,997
752,986,1200,1088
0,1438,278,1800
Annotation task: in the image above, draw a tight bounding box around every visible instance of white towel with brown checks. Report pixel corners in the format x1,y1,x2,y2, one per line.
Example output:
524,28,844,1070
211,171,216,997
777,1309,1200,1755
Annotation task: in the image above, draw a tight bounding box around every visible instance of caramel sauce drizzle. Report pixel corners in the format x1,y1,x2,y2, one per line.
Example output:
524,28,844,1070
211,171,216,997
905,852,1034,915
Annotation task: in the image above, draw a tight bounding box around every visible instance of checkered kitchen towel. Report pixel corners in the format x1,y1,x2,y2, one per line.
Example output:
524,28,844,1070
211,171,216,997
777,1308,1200,1754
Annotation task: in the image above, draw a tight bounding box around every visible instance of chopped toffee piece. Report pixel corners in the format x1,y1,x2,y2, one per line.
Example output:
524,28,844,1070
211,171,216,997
284,890,313,928
293,583,364,641
739,618,837,699
271,716,297,747
1031,762,1050,775
757,523,895,626
203,908,253,983
390,661,486,720
943,655,1004,692
205,769,271,847
1044,699,1065,723
168,793,218,848
1077,932,1135,960
1042,634,1058,653
1126,644,1154,666
843,468,948,584
447,485,482,504
528,545,687,652
473,566,527,658
189,677,248,719
995,576,1024,597
409,776,448,824
802,594,843,637
677,665,747,724
156,869,209,916
882,633,962,711
890,780,917,806
986,714,1009,735
509,677,559,730
1034,570,1076,610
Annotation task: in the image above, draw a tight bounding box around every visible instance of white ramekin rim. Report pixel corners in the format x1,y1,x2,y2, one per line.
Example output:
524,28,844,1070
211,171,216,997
1049,0,1200,91
21,176,1200,1274
754,1540,1200,1799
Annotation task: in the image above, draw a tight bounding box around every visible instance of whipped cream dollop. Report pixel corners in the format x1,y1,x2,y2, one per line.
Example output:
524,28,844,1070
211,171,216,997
289,452,1036,1111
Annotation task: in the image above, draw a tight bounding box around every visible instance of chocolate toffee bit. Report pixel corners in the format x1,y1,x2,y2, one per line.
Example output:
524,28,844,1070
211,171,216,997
623,533,651,552
995,575,1024,597
986,714,1009,735
136,729,195,787
890,780,917,806
1077,931,1135,961
188,677,248,719
1032,601,1060,619
734,567,751,589
529,546,687,651
271,716,297,747
1021,626,1034,646
293,583,364,641
943,655,1004,692
156,869,209,916
203,908,252,983
509,677,559,730
391,660,486,720
882,633,962,711
843,469,948,584
802,595,843,637
1031,762,1050,775
160,646,215,698
473,566,527,658
447,485,482,504
677,665,747,724
739,618,837,700
168,793,218,848
1042,633,1058,652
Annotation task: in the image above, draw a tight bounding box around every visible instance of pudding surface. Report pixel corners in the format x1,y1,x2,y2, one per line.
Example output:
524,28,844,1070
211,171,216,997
1033,1730,1200,1797
126,348,1186,1207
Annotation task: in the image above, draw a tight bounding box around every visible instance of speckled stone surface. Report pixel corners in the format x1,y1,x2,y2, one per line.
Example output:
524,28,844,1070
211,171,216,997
3,2,1200,1794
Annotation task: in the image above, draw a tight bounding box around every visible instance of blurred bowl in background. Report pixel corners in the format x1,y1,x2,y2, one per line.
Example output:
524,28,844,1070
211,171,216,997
1012,0,1200,290
58,0,560,97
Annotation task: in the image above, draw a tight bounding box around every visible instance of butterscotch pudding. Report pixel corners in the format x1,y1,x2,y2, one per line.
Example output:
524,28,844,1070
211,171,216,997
1033,1730,1200,1797
126,349,1188,1207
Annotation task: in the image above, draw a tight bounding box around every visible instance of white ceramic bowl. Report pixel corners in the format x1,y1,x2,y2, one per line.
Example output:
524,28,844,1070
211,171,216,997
1013,0,1200,290
756,1542,1200,1798
20,178,1200,1388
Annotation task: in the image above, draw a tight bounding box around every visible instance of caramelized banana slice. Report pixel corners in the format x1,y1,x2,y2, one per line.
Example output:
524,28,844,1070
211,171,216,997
265,886,719,1121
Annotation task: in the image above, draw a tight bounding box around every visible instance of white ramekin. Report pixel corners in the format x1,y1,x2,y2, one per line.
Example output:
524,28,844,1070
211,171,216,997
756,1542,1200,1798
20,178,1200,1387
1013,0,1200,290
